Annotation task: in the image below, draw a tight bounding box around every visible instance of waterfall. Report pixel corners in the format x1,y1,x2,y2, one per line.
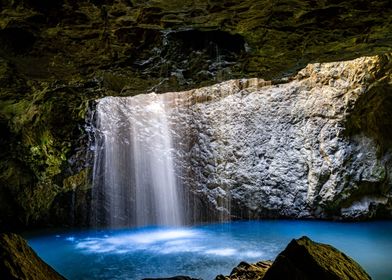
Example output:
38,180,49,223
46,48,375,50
91,93,184,228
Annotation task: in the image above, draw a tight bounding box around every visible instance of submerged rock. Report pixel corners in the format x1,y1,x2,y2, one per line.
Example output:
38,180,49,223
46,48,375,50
0,233,66,280
218,236,371,280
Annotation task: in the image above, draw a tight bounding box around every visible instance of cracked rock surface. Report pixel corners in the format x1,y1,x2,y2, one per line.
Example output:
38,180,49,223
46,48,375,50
160,55,392,220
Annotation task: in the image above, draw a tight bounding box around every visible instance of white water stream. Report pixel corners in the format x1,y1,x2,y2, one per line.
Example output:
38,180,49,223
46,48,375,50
91,93,183,227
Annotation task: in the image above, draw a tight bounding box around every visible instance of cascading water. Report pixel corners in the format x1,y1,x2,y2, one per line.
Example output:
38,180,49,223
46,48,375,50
91,93,184,228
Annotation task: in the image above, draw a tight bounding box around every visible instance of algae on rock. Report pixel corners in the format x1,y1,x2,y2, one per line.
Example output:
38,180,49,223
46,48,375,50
0,233,66,280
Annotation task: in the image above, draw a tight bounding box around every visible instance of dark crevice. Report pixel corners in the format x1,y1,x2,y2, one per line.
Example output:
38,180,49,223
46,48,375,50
168,30,246,53
0,28,36,54
344,81,392,155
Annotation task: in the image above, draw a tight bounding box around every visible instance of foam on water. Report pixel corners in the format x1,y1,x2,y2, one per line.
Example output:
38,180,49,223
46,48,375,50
75,229,201,254
205,248,237,256
71,228,260,259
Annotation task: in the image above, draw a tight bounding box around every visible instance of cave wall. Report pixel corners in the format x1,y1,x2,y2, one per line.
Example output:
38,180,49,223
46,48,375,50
164,55,392,220
0,0,391,228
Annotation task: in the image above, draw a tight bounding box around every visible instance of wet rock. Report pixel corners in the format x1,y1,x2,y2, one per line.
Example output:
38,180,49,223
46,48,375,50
0,233,66,280
171,55,392,221
263,236,371,280
216,261,273,280
217,236,371,280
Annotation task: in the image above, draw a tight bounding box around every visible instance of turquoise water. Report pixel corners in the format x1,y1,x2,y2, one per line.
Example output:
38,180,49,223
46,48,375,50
26,221,392,280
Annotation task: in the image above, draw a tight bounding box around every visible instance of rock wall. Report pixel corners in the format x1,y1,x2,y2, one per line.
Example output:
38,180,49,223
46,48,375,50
165,55,392,220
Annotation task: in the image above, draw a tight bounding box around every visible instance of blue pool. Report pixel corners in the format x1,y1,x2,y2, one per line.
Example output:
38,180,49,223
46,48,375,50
26,221,392,280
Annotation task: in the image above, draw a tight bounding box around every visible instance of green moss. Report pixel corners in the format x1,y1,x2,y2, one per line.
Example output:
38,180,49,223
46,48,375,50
263,236,371,279
0,80,93,226
63,169,89,192
371,163,386,181
17,181,60,224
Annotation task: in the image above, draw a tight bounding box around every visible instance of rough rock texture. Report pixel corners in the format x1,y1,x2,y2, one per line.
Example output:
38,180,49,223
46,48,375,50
216,261,272,280
163,55,392,220
216,236,371,280
0,233,66,280
262,236,371,280
0,0,391,228
1,0,390,86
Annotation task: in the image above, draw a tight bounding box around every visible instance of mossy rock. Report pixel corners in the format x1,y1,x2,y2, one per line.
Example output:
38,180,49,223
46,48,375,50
0,233,66,280
216,236,371,280
263,236,371,280
216,261,273,280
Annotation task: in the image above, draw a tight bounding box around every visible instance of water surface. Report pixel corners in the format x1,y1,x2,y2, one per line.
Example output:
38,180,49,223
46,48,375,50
27,221,392,280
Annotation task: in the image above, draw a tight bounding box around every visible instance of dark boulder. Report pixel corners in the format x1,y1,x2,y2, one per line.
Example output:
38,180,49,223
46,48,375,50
217,236,371,280
263,236,371,280
0,233,66,280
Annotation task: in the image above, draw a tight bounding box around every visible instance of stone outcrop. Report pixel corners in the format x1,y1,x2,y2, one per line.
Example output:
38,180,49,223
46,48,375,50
262,236,371,280
216,261,272,280
0,0,391,228
0,233,66,280
216,236,371,280
162,54,392,221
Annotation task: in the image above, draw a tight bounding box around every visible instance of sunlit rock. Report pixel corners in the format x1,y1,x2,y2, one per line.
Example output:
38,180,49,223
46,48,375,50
127,55,391,221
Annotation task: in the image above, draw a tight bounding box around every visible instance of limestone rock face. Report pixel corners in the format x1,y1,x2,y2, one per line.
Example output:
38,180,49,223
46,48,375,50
0,233,66,280
262,236,371,280
165,54,392,220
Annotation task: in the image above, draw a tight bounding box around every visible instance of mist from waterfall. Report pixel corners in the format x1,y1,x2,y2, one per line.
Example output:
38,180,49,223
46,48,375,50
91,93,184,228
